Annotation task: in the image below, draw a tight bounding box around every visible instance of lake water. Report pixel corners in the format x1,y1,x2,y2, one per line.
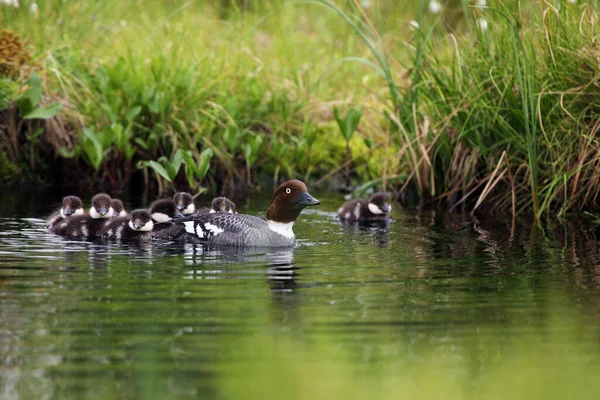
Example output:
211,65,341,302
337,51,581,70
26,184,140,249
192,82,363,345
2,191,600,399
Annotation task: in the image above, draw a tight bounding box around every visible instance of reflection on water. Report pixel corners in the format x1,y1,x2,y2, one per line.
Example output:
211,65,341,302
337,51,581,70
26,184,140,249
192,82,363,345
2,192,600,398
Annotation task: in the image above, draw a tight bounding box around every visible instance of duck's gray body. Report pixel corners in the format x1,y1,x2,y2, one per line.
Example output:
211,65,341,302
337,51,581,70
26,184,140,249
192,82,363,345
174,213,296,247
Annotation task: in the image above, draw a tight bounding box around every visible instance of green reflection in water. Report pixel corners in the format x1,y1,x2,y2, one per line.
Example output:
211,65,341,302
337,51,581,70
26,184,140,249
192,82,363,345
2,192,600,399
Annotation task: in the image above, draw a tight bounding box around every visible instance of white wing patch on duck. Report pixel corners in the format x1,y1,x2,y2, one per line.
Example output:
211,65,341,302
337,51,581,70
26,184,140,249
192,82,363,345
183,221,196,235
204,223,224,235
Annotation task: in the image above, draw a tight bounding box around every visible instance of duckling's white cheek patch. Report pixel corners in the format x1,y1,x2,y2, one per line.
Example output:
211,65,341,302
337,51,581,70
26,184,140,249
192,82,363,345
119,210,128,217
140,221,154,232
184,204,196,215
368,203,383,215
89,207,101,219
209,209,216,214
151,212,171,223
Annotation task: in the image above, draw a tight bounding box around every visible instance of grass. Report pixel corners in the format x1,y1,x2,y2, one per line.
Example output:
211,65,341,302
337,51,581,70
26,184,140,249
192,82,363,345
1,0,600,220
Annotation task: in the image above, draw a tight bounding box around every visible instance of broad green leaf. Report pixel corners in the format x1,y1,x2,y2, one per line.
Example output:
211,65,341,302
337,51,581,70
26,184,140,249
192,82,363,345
223,126,240,153
134,138,150,150
171,150,185,177
23,103,62,120
59,147,77,159
145,160,172,182
110,123,125,149
82,128,103,170
101,103,118,125
333,107,344,132
196,148,213,180
125,106,142,123
344,109,362,141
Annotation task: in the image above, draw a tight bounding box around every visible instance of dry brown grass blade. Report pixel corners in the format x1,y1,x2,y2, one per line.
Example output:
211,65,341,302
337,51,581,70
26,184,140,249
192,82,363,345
472,151,508,214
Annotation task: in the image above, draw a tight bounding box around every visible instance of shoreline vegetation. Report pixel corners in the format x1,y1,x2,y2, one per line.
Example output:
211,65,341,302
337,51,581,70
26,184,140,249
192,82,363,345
0,0,598,220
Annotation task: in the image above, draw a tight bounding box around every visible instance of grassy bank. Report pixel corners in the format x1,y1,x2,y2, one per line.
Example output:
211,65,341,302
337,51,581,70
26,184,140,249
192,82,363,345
1,0,599,220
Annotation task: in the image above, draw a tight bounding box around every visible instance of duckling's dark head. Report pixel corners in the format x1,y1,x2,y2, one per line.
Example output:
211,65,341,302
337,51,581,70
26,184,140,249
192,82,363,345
173,192,195,215
150,199,184,223
61,195,84,218
90,193,113,219
266,180,320,223
128,209,154,231
210,197,237,214
111,199,127,217
368,192,392,214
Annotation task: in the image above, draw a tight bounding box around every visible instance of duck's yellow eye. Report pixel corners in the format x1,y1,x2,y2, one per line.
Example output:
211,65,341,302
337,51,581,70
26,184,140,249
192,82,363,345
286,188,291,194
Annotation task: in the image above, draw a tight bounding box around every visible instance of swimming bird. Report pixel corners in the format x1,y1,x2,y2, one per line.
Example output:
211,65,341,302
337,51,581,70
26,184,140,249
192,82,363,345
173,180,320,247
111,199,127,217
173,192,195,215
50,193,113,238
196,197,237,214
102,209,154,241
149,199,185,231
47,195,84,229
338,192,392,223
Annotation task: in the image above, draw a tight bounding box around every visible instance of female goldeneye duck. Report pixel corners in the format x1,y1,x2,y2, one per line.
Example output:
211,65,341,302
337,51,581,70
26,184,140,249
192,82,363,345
51,193,114,238
175,180,320,247
173,192,195,215
196,197,237,214
149,199,185,231
338,192,392,223
110,199,127,217
47,195,84,228
102,209,154,241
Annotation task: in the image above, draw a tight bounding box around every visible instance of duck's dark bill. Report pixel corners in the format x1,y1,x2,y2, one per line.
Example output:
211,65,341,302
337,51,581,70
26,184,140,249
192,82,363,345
298,192,320,207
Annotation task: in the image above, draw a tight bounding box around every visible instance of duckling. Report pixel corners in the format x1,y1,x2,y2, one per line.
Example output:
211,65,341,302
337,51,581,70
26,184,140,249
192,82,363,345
47,195,84,229
338,192,392,223
149,199,185,232
196,197,237,214
173,192,195,215
102,209,154,241
111,199,127,217
51,193,113,238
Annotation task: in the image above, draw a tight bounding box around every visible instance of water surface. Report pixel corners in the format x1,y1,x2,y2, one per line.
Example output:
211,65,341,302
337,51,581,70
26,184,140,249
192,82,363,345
2,191,600,399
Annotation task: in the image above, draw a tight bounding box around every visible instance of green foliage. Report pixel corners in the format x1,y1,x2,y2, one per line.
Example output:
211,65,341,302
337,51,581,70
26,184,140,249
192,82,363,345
16,73,62,120
0,78,19,110
333,107,362,142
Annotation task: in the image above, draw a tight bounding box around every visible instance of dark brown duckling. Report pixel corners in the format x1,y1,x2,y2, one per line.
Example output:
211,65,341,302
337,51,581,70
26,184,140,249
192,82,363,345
47,195,84,229
338,192,392,223
196,197,237,214
173,192,195,215
111,199,127,217
102,209,154,241
51,193,113,238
